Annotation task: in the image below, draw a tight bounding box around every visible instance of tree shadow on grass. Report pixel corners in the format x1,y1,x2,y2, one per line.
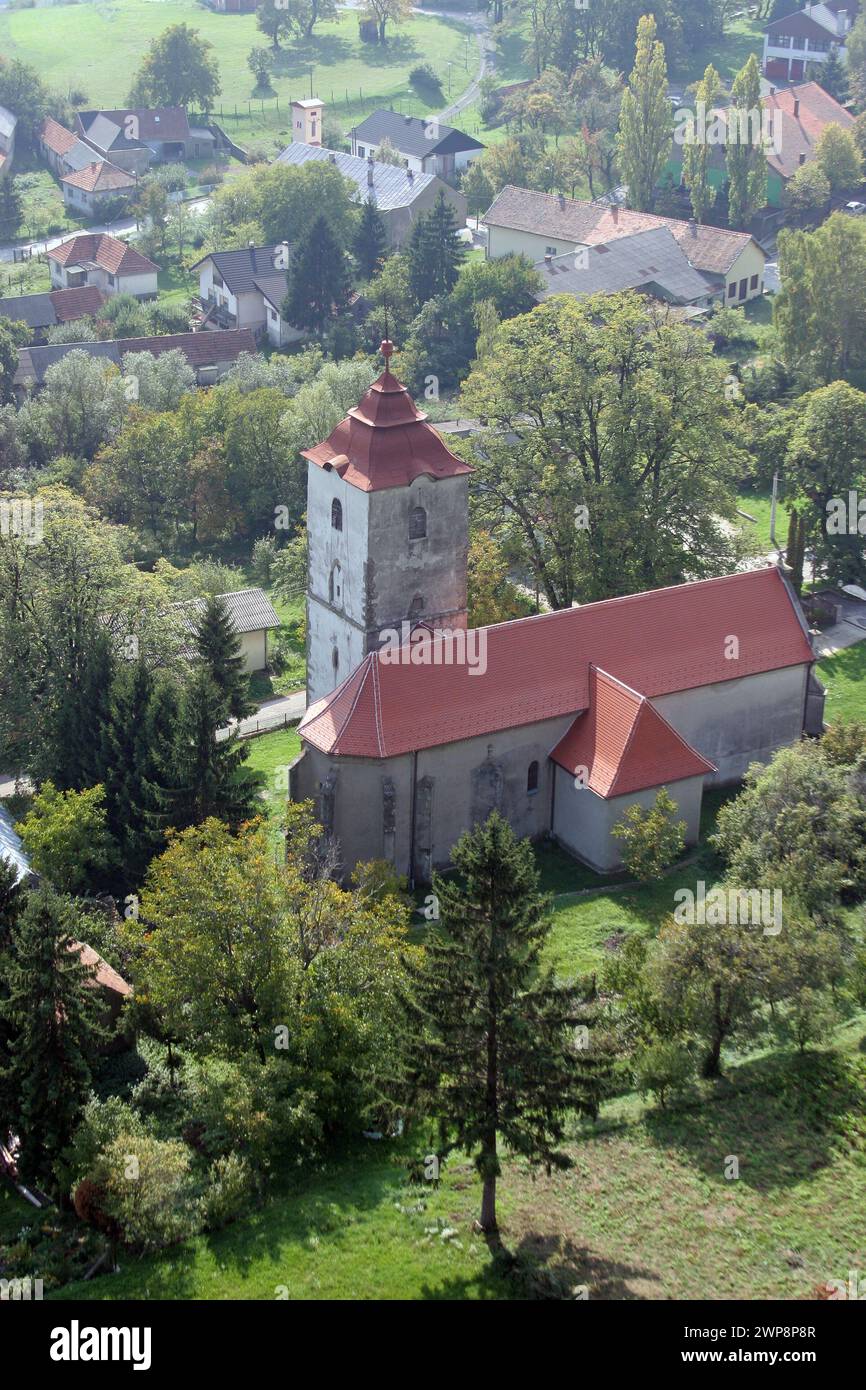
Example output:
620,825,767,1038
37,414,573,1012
420,1233,660,1300
643,1049,865,1193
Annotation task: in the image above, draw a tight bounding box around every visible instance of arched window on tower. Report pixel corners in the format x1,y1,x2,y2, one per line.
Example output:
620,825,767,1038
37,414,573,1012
527,760,539,795
409,505,427,540
329,561,342,607
408,594,424,622
331,498,342,532
332,646,340,677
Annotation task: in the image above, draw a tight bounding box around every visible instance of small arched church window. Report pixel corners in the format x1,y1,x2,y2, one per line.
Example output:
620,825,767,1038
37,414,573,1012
332,646,340,676
409,505,427,540
409,594,424,621
331,498,342,531
527,760,539,794
329,562,342,606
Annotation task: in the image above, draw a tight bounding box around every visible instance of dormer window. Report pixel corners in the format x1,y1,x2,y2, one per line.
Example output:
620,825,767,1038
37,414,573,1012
409,505,427,540
331,498,342,531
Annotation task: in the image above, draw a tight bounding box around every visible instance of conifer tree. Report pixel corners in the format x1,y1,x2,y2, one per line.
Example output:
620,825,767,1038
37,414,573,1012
354,197,388,278
616,14,671,213
407,191,467,308
172,669,261,830
0,887,105,1192
283,214,352,337
396,812,608,1235
194,594,254,722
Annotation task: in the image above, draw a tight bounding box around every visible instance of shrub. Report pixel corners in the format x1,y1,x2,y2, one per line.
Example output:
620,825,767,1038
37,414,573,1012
409,63,442,94
634,1040,694,1108
611,788,686,883
250,534,278,586
199,1152,256,1231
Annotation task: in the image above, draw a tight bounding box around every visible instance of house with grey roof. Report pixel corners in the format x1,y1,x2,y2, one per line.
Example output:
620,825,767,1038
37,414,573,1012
0,286,106,343
190,243,300,345
533,228,715,311
0,805,34,886
348,109,484,179
75,107,215,175
178,588,281,673
276,142,467,246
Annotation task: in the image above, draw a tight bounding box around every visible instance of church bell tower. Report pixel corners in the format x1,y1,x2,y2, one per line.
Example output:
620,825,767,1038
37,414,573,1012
302,341,472,706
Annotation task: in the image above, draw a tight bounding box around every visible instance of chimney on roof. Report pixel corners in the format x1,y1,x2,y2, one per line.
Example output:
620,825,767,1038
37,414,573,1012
794,97,800,117
328,151,336,163
367,155,374,187
544,252,553,262
612,204,618,221
769,85,776,96
799,152,806,164
407,166,414,182
558,192,565,210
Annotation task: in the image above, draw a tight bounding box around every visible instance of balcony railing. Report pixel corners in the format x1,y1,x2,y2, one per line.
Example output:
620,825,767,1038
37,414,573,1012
199,297,237,329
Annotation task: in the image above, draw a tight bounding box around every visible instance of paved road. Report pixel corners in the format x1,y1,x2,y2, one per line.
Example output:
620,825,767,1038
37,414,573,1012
0,199,209,264
216,690,306,742
429,9,494,123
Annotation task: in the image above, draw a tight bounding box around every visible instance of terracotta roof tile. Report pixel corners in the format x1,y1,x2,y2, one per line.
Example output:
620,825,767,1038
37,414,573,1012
763,82,855,180
300,567,813,759
49,285,106,322
301,342,473,492
484,186,761,277
47,232,158,277
549,666,715,797
61,160,136,193
39,116,78,156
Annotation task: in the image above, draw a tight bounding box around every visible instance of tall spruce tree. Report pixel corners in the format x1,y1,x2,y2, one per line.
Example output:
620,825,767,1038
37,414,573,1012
727,53,767,229
172,669,262,830
616,14,671,213
396,812,608,1235
354,197,388,278
283,214,352,337
0,859,23,1121
407,191,467,308
0,887,105,1192
193,594,254,722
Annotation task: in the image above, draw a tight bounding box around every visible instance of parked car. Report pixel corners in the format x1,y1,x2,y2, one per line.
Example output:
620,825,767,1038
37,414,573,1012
843,201,866,215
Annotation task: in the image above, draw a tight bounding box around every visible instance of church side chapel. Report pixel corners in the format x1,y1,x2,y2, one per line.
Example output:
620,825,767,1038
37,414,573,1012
291,343,824,882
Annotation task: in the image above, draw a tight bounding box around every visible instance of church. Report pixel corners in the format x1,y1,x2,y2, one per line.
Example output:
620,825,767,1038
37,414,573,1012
290,342,825,882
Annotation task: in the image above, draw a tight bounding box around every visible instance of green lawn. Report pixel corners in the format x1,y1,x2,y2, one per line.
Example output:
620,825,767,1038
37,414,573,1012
0,1,473,150
243,724,302,826
818,644,866,726
12,166,79,241
736,486,790,553
50,1021,866,1301
673,15,764,86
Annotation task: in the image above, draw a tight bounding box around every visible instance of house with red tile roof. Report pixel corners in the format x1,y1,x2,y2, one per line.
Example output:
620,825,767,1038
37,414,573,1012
0,285,106,343
664,81,857,210
46,232,159,300
290,348,824,878
60,159,136,215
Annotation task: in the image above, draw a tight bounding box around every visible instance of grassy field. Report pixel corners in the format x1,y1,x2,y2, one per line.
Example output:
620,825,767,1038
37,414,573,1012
243,723,302,826
49,1021,866,1301
818,643,866,726
674,15,764,86
0,0,474,151
737,486,790,553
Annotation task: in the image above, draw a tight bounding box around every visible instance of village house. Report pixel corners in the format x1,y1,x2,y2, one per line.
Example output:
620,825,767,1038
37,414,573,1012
179,588,281,673
483,186,768,305
13,328,256,399
348,108,485,178
533,226,714,312
0,105,16,179
664,80,857,209
289,346,823,881
60,160,137,216
46,233,159,300
0,286,106,344
38,117,103,180
191,243,298,345
763,1,857,81
276,141,468,246
75,107,215,175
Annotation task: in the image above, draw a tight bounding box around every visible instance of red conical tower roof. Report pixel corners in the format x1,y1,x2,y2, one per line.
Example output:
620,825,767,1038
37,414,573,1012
301,340,473,492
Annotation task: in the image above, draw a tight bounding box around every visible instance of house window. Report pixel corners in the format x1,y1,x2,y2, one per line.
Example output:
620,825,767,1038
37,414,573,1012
545,245,558,256
527,760,539,795
409,505,427,540
331,498,342,531
329,562,342,606
358,145,366,158
750,274,759,290
728,282,736,299
107,273,116,287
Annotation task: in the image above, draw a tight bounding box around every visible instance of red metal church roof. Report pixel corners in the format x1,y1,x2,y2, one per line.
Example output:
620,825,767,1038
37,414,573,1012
300,566,814,761
301,340,473,492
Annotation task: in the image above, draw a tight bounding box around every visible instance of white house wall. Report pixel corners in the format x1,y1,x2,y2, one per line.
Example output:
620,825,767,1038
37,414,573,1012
552,767,704,871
